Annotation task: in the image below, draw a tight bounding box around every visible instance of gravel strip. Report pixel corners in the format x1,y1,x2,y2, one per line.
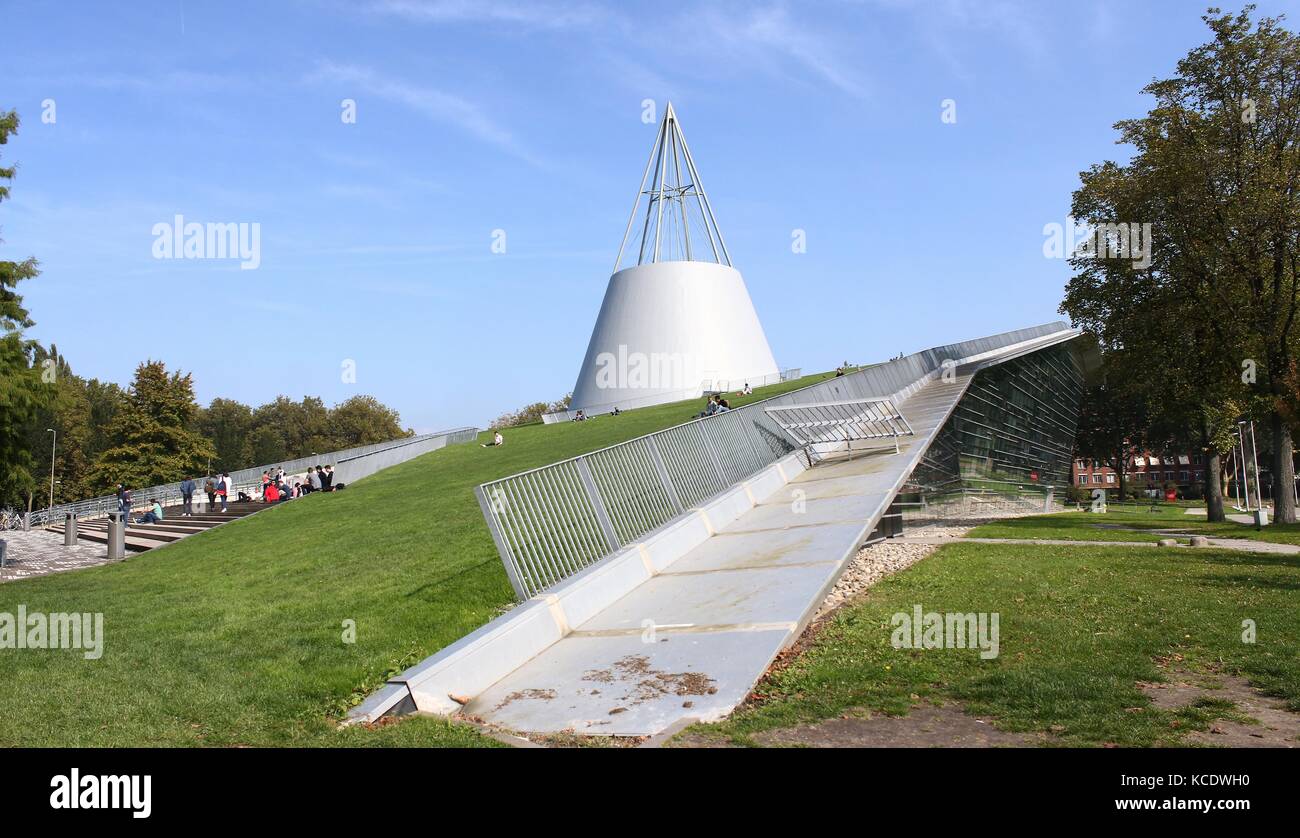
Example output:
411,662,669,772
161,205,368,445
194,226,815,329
816,514,1028,616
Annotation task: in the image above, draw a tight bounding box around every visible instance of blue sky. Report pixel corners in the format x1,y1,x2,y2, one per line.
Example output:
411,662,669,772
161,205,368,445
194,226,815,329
4,0,1296,431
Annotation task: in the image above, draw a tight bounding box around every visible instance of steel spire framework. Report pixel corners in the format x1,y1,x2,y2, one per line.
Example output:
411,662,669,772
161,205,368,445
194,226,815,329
614,102,732,271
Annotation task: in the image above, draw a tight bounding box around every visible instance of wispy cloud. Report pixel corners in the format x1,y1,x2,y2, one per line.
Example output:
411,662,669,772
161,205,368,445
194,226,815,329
307,60,543,166
728,5,870,99
363,0,607,29
657,3,870,101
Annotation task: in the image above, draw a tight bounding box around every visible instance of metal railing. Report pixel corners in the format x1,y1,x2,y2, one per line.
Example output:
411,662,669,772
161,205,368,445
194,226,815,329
541,368,804,424
765,397,914,458
28,426,478,528
477,399,797,599
478,321,1075,600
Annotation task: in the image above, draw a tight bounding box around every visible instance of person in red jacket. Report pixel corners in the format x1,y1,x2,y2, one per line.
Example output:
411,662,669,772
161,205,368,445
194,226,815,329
264,481,280,503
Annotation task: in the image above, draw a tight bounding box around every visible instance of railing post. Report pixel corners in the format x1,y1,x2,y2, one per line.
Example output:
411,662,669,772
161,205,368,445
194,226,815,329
646,435,683,514
475,484,529,600
575,456,621,551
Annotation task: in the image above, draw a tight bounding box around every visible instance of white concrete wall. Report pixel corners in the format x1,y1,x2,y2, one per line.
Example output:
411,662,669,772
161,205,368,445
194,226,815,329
570,261,779,413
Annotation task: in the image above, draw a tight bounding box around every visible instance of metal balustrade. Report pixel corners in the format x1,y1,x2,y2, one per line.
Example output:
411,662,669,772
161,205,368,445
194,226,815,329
477,400,799,599
28,426,478,529
477,322,1075,600
765,397,915,460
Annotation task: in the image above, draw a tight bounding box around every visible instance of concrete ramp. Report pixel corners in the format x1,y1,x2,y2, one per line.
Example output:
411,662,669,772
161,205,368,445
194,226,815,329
460,372,972,734
347,323,1083,737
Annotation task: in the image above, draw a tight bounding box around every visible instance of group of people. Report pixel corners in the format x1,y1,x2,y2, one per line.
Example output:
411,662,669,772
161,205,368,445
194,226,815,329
115,485,167,524
258,464,337,502
112,464,344,527
699,393,732,418
571,406,621,423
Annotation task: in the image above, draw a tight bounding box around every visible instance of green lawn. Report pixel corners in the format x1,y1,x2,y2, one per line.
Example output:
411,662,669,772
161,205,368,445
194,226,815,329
969,504,1300,546
683,541,1300,747
0,372,834,747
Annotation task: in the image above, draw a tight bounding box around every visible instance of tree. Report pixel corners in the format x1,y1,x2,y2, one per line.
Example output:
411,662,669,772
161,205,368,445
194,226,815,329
493,393,572,428
26,345,93,502
1074,369,1147,503
1062,6,1296,521
193,398,254,473
329,395,408,447
0,108,48,509
87,361,216,491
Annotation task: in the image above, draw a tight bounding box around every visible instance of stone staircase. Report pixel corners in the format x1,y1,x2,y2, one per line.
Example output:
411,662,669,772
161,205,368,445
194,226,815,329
44,502,265,553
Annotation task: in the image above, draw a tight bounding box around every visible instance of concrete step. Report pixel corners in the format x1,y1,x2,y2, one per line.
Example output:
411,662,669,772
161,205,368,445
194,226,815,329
42,503,264,553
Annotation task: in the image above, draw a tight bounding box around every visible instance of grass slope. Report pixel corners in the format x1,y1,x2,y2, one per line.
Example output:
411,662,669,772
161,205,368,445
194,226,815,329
686,541,1300,747
0,373,830,747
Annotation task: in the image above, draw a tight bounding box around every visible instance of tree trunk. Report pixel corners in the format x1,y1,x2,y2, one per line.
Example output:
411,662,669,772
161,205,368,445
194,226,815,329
1271,412,1296,523
1205,451,1225,522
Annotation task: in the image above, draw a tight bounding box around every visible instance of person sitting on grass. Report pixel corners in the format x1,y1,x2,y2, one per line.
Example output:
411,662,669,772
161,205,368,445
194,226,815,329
264,481,280,503
482,430,505,447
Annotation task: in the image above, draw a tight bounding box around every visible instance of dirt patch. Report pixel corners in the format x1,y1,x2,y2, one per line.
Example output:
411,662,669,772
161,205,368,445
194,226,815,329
1139,670,1300,748
493,688,557,712
582,654,717,713
677,704,1043,748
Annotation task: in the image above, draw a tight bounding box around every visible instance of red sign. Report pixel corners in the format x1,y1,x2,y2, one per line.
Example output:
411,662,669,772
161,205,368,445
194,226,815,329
1029,471,1039,481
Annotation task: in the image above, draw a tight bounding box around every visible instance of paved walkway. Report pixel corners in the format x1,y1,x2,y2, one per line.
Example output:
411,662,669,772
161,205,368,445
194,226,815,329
0,529,119,583
461,368,978,736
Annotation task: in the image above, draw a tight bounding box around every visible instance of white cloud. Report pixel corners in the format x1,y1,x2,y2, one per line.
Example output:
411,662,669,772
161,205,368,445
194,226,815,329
364,0,606,29
307,61,543,166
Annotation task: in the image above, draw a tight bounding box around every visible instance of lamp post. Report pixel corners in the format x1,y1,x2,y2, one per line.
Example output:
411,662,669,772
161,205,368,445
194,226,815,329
1237,423,1251,511
1248,420,1264,512
46,428,56,511
1230,435,1242,510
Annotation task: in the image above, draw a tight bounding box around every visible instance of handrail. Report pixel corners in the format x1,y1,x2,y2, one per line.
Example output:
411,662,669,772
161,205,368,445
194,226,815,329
29,426,478,528
478,322,1075,599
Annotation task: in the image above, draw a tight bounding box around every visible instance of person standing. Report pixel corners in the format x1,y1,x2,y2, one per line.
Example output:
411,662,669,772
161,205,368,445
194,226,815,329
217,474,230,512
118,485,133,525
180,476,196,516
204,475,216,509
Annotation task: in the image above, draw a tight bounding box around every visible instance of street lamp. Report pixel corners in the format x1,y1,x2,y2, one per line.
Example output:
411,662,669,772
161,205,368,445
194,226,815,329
46,428,56,511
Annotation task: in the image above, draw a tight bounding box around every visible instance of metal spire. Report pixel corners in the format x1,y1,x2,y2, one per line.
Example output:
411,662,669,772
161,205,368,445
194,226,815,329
613,102,732,272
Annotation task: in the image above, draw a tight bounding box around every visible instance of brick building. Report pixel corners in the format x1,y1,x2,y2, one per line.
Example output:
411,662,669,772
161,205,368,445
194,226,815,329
1072,451,1205,492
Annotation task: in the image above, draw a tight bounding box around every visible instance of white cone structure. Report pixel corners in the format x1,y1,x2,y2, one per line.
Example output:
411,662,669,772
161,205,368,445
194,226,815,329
571,103,779,414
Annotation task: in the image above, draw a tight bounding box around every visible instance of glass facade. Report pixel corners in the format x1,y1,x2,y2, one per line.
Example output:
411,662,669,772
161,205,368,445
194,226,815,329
904,342,1085,497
